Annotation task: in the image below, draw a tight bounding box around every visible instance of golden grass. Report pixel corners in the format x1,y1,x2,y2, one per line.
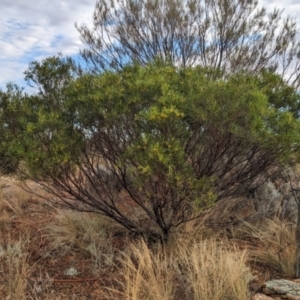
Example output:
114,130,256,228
0,176,298,298
105,238,252,300
45,209,122,272
0,178,33,219
119,241,175,300
237,218,296,277
1,237,31,300
178,239,251,300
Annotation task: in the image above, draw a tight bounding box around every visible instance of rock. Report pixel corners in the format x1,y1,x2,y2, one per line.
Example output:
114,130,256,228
252,293,276,300
64,266,79,276
263,279,300,299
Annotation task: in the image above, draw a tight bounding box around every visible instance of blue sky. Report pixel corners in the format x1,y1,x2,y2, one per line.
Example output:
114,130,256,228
0,0,299,92
0,0,95,92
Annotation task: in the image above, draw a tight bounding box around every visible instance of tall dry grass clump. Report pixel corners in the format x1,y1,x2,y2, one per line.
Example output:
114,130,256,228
121,241,175,300
106,238,251,300
0,238,31,300
177,239,251,300
0,178,33,219
240,218,296,277
45,209,125,274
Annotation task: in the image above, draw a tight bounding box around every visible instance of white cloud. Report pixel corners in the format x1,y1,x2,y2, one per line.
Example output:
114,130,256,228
1,0,300,91
0,0,95,89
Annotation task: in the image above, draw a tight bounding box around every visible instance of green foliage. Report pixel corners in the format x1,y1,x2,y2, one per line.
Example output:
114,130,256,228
0,84,25,174
2,59,300,240
0,56,83,178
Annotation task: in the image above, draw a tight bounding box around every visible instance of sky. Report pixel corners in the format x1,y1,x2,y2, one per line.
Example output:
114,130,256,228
0,0,300,92
0,0,95,92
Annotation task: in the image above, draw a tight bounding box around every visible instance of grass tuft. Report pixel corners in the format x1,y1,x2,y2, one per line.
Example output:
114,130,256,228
106,238,251,300
238,218,296,277
1,237,31,300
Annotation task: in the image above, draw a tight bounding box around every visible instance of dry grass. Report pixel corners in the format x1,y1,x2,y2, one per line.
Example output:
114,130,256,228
0,175,298,299
0,179,39,299
237,218,296,277
177,239,251,300
0,178,33,218
45,209,122,272
0,237,31,300
117,241,176,300
105,238,252,300
45,209,115,251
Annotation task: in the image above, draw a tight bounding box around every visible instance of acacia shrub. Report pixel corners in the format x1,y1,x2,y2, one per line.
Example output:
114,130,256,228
6,61,300,242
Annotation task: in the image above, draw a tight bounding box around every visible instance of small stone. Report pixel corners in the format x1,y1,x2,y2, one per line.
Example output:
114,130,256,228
64,266,79,276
